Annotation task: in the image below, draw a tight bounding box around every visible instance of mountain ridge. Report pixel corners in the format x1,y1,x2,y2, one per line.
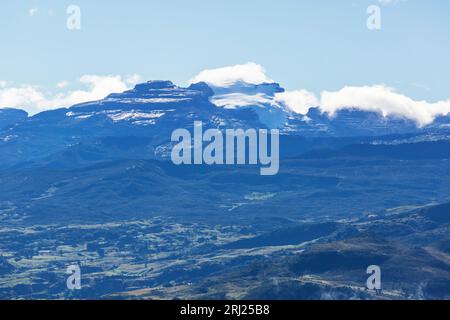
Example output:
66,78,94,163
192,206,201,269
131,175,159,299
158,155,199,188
1,79,449,171
3,79,449,136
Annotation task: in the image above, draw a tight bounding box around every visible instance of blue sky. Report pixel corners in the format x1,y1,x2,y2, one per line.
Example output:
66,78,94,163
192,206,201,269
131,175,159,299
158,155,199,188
1,0,449,114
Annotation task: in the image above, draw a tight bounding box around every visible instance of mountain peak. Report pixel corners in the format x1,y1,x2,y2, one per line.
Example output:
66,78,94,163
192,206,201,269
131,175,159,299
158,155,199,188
96,80,214,104
133,80,176,91
209,81,285,96
0,108,28,130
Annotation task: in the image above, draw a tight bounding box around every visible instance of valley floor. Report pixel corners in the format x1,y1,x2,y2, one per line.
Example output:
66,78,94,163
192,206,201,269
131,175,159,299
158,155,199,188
1,201,449,300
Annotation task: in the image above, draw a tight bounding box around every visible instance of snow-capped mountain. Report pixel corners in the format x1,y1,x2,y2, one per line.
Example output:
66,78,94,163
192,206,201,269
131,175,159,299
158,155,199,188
205,80,449,137
208,81,288,129
284,107,423,137
1,79,449,169
0,81,268,168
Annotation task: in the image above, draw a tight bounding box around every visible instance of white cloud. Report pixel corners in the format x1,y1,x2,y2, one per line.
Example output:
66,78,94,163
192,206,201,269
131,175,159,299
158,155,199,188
320,85,450,127
191,63,450,126
248,85,450,127
3,62,450,128
0,74,141,115
275,90,320,115
274,86,450,126
54,75,130,107
189,62,273,87
212,93,275,109
0,86,46,114
125,74,142,85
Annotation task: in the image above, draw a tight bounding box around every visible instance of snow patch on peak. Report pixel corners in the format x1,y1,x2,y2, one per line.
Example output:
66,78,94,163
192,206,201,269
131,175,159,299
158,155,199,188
108,111,166,122
66,109,169,126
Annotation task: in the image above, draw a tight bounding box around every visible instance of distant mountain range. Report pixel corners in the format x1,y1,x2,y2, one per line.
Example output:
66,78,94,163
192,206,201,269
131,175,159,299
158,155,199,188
1,80,449,171
1,79,450,300
0,80,449,226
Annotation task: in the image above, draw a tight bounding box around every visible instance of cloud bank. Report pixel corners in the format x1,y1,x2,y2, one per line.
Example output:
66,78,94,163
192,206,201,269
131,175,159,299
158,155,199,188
2,62,450,126
191,63,450,126
320,85,450,127
274,90,320,115
0,74,141,115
